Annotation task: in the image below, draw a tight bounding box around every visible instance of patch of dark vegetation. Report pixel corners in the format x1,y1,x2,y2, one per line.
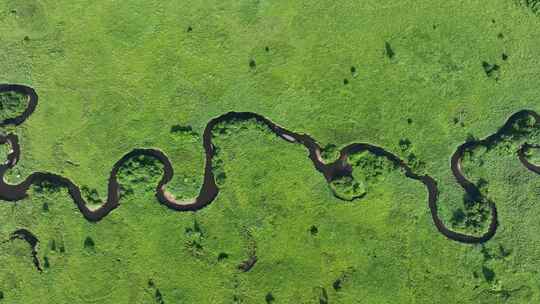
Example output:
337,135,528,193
329,175,366,201
350,66,358,77
170,124,199,142
498,32,504,39
211,116,273,137
42,202,49,212
507,113,537,138
450,179,492,235
43,256,50,269
265,46,270,52
480,244,512,262
333,267,355,291
265,292,275,303
170,124,191,133
384,41,395,59
117,154,164,195
453,110,467,127
343,78,349,85
407,118,413,124
399,138,412,152
309,225,318,235
343,150,404,195
81,186,102,205
482,265,495,283
218,252,229,261
147,279,165,304
212,157,226,187
0,90,29,122
319,287,328,304
155,289,165,304
185,219,205,257
320,143,339,162
187,26,193,32
49,238,66,254
523,144,540,164
32,180,61,195
349,151,397,179
406,152,426,172
0,291,3,300
318,287,328,304
84,236,95,251
502,53,508,61
249,59,256,69
481,61,500,79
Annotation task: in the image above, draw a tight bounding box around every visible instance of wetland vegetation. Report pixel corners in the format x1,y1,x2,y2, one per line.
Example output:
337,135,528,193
1,0,540,303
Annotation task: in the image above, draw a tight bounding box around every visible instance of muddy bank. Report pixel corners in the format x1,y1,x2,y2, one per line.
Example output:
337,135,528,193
0,84,538,245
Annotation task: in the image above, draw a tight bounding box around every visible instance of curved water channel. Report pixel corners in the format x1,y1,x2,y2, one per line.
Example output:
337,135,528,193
0,84,539,272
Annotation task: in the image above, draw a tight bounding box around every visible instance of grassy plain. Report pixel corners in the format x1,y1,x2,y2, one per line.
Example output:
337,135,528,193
1,0,540,303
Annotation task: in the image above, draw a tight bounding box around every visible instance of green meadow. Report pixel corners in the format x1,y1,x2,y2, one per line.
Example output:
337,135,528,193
1,0,540,303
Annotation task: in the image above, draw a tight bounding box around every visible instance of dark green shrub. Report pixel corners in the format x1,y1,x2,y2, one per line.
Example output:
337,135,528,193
84,237,95,251
329,176,366,201
0,90,28,121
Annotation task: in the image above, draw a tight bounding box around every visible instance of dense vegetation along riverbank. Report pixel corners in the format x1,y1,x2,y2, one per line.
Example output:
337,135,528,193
0,84,538,249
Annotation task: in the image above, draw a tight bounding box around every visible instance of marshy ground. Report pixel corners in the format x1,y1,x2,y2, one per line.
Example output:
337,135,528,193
1,0,540,303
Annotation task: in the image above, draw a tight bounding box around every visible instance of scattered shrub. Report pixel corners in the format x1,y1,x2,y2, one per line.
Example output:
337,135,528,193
32,180,61,195
218,252,229,261
309,225,318,235
482,266,495,282
318,287,328,304
350,66,358,77
155,289,165,304
384,42,395,59
481,61,500,78
170,124,199,141
265,292,275,303
84,237,95,251
399,138,411,152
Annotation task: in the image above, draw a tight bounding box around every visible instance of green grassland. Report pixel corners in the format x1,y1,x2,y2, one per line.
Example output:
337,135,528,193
1,0,540,303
